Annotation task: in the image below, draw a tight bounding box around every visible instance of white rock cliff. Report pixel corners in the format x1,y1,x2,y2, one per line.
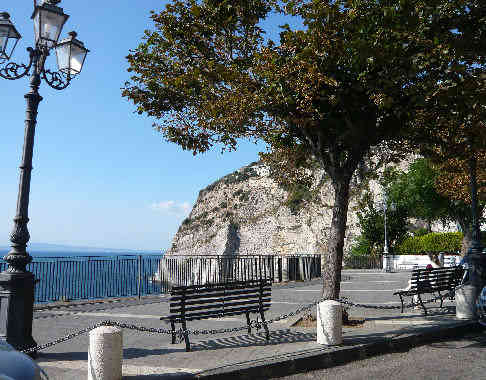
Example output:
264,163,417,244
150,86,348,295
166,161,377,257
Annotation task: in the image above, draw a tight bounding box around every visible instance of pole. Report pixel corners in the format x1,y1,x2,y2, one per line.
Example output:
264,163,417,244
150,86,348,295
137,255,142,300
0,50,42,354
383,191,391,272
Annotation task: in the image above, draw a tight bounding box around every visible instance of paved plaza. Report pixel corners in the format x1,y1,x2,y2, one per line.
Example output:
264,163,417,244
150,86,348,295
31,270,482,379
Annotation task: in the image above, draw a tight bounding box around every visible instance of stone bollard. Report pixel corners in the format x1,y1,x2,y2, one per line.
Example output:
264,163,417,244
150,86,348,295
88,326,123,380
456,284,478,319
316,300,342,345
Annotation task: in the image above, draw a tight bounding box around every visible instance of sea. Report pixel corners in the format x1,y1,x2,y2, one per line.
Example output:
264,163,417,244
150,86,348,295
0,248,167,303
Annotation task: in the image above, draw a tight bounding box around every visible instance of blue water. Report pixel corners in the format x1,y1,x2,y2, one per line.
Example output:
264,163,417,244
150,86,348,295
0,251,167,303
29,250,164,258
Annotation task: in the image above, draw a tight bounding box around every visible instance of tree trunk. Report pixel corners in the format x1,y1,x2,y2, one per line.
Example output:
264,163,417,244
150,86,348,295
321,174,352,300
461,227,474,255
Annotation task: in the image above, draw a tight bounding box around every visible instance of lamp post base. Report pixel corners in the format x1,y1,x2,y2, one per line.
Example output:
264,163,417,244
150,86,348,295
0,271,37,356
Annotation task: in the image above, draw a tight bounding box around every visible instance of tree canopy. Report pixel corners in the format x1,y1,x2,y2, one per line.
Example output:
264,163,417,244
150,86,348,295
123,0,486,299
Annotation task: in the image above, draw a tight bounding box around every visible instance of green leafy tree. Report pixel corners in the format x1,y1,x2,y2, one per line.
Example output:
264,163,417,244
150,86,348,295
123,0,486,299
353,190,409,256
389,158,451,231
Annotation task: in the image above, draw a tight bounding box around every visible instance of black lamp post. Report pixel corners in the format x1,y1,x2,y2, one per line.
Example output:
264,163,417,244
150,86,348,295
383,191,391,272
0,0,88,353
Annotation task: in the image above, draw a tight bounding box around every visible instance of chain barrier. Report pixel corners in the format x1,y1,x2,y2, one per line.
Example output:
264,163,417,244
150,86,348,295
21,300,320,353
22,282,465,354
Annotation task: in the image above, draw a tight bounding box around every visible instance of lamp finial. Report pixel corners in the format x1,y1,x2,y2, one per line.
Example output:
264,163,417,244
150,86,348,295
42,0,62,5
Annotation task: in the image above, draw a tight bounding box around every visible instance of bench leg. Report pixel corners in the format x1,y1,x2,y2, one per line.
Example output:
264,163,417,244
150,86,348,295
246,312,252,335
182,320,191,352
438,291,444,308
398,294,404,313
260,310,270,341
417,293,427,315
171,320,176,344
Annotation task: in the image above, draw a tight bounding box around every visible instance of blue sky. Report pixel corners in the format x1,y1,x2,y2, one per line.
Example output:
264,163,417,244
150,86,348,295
1,1,301,251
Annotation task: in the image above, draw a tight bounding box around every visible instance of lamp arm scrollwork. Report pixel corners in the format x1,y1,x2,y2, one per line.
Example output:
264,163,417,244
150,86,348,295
41,68,72,90
0,48,35,80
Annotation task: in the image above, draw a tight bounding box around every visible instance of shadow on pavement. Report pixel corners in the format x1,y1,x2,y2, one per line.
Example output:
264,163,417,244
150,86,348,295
123,374,195,380
123,346,186,358
364,306,456,322
37,351,87,361
192,329,316,351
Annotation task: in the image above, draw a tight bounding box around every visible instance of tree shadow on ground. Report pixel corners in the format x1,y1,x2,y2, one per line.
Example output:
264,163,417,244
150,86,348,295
191,329,316,351
123,374,195,379
123,346,186,359
37,351,87,362
364,306,456,322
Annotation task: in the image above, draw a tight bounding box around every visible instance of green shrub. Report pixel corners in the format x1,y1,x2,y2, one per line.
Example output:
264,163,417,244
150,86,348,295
412,228,428,237
349,236,372,256
397,232,463,254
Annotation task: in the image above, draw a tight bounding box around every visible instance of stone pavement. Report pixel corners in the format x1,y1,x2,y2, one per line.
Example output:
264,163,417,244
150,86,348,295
28,270,483,379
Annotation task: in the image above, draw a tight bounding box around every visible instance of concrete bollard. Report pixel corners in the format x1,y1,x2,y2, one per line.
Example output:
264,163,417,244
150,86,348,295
88,326,123,380
456,285,478,319
316,300,342,345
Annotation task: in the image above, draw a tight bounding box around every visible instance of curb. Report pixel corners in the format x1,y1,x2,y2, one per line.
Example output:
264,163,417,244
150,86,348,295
194,321,484,379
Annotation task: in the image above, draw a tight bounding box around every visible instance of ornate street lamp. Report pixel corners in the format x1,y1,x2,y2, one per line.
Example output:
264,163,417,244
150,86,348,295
0,0,88,354
0,12,21,61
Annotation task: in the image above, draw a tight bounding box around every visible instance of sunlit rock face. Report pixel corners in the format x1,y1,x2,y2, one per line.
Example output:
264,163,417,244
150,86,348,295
165,161,378,258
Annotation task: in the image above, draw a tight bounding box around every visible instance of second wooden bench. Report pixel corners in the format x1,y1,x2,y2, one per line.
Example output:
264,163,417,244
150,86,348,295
393,266,464,315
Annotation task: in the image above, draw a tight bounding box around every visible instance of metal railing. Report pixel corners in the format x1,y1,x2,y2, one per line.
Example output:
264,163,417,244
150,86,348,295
0,254,322,304
343,255,383,269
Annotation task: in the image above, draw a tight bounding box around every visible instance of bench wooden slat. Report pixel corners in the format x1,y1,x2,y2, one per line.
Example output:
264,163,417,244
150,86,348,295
170,286,271,301
173,305,271,322
170,292,272,309
171,280,272,293
171,298,272,314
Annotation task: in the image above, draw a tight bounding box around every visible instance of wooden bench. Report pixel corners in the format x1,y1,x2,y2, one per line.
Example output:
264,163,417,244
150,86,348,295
393,266,464,315
163,279,272,351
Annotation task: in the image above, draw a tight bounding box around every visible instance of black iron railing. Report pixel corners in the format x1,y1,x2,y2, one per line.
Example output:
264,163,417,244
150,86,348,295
343,255,383,269
0,254,322,304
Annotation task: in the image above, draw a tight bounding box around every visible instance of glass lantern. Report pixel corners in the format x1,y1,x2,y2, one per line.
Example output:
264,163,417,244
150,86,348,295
55,31,89,75
31,1,69,48
0,12,21,60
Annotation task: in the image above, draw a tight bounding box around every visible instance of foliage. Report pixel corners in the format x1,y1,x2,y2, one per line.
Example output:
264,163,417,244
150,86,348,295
233,189,250,202
349,236,372,257
352,189,409,256
435,152,486,205
284,183,314,215
389,158,451,228
411,228,428,237
397,232,464,254
123,0,486,299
